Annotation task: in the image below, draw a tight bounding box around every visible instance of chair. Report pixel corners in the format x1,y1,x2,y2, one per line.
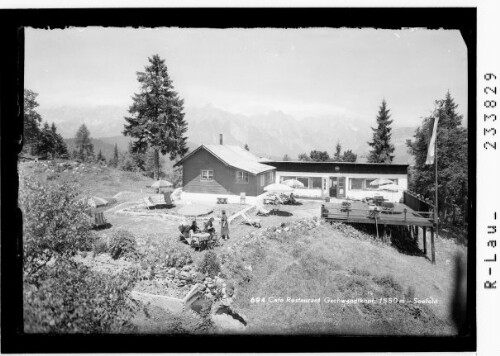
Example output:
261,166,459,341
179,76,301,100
240,192,246,205
240,212,262,228
93,211,107,228
150,194,167,207
256,205,271,216
144,197,155,210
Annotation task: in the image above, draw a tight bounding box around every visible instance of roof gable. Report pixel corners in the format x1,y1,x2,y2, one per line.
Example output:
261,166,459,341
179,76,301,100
174,144,275,175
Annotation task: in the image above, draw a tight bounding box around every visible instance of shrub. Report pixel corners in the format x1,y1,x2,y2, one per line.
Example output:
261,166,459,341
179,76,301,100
24,259,139,333
93,238,108,257
165,249,192,268
109,229,137,260
197,251,221,278
19,175,95,276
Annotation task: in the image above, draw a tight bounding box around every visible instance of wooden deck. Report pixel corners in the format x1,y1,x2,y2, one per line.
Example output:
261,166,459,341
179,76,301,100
321,200,437,264
321,201,433,227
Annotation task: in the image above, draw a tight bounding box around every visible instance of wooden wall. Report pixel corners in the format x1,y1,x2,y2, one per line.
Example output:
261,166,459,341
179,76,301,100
182,147,273,196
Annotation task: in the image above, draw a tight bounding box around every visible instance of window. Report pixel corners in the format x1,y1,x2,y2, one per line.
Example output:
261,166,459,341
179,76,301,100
236,171,249,183
310,177,322,189
296,177,309,188
349,178,399,190
350,178,364,190
280,175,296,183
200,169,214,181
365,179,376,189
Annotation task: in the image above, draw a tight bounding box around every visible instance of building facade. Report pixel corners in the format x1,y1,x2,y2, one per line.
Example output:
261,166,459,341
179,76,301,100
174,144,276,198
264,161,409,202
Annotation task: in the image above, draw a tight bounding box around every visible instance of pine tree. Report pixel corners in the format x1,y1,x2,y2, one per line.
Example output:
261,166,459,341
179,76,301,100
51,122,68,159
282,154,290,161
333,142,343,162
123,54,188,180
36,122,55,158
74,124,95,162
367,100,395,163
23,89,43,154
342,150,357,162
244,144,250,151
109,144,119,167
407,91,468,225
97,150,105,163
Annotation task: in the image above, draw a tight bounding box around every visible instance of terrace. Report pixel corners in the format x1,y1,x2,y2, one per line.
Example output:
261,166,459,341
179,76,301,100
321,191,437,262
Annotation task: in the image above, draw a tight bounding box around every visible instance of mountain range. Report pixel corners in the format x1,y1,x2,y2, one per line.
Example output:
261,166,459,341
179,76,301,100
50,104,416,164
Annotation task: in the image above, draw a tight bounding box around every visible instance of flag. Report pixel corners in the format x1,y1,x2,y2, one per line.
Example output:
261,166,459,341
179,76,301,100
425,116,439,165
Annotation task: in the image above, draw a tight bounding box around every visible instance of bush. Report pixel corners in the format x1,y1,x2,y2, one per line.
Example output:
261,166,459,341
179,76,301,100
93,238,108,257
19,175,95,276
24,259,139,333
197,251,221,278
109,229,137,260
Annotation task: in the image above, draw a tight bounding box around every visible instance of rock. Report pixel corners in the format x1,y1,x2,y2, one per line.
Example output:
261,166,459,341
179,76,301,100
284,227,290,232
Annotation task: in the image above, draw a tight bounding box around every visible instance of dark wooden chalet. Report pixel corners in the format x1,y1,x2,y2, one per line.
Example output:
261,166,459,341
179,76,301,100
174,144,276,197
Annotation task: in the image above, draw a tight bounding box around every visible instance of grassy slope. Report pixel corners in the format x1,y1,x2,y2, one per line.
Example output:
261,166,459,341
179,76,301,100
224,223,463,335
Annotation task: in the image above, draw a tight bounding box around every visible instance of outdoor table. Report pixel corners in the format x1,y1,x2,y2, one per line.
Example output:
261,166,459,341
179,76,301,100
217,197,228,204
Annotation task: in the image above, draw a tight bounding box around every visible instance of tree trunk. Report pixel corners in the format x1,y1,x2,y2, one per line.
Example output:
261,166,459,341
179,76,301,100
154,149,160,180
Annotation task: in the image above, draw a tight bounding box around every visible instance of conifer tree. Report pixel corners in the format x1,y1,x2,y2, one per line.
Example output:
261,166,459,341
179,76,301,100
36,122,55,158
123,54,188,180
282,154,290,161
367,100,395,163
407,91,468,225
50,122,68,159
97,150,105,163
333,142,343,162
244,144,250,151
109,144,119,167
23,89,43,154
74,124,95,162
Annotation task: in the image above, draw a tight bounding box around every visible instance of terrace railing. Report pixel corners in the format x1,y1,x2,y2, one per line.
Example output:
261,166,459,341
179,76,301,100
403,191,434,220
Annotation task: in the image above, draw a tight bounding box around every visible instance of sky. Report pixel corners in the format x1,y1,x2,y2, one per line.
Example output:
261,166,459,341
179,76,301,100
25,27,467,128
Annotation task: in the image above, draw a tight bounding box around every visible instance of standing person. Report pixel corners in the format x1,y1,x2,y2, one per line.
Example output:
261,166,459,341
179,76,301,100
221,210,230,240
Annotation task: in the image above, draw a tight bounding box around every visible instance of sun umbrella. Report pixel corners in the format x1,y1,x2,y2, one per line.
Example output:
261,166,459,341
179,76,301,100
369,178,394,187
376,183,404,192
264,183,294,192
88,196,108,208
282,179,305,188
151,179,173,188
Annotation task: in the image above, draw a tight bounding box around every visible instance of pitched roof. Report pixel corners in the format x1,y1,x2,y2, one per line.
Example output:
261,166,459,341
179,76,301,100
174,144,276,175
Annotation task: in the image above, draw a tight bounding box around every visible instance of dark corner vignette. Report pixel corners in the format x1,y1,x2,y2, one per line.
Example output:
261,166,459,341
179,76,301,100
0,7,476,353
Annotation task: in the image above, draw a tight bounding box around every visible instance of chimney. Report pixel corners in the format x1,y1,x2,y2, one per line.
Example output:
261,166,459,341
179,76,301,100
219,134,223,145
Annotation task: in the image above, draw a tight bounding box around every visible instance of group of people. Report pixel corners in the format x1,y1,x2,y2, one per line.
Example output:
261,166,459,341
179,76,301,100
184,210,230,240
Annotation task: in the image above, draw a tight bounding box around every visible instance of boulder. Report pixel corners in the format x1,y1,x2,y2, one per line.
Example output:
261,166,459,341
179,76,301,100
179,271,192,281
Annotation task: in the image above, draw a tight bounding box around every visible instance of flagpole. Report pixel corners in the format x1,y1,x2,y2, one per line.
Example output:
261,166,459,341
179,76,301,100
433,119,438,264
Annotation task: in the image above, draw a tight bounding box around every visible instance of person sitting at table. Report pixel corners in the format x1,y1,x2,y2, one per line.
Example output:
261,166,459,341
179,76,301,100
204,217,216,235
190,220,200,234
